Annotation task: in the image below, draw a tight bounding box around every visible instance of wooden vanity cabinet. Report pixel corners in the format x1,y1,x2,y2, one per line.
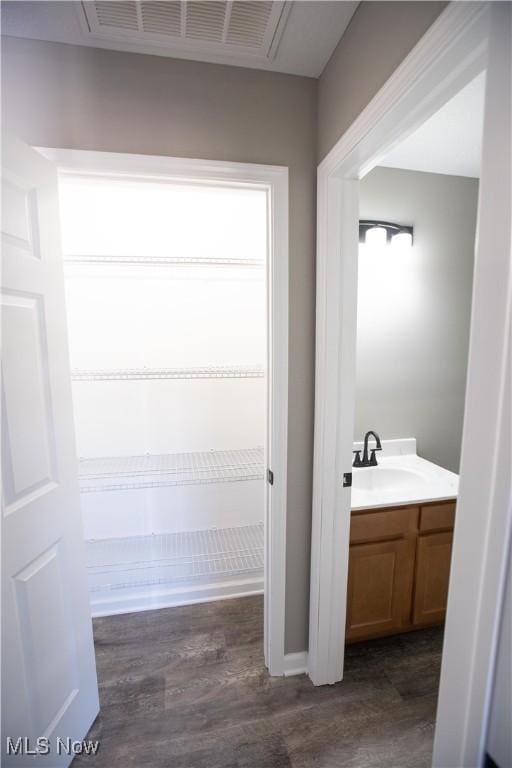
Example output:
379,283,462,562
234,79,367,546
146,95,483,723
346,500,456,642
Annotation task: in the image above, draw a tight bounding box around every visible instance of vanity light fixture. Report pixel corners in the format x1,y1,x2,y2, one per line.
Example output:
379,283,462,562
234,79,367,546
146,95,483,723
364,225,387,249
359,220,414,249
391,230,413,250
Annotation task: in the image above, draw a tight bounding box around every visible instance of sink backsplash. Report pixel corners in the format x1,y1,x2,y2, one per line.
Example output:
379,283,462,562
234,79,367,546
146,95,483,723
352,437,416,459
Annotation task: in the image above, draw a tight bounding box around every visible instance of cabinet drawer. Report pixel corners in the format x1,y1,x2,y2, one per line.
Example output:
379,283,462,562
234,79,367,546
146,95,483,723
420,502,456,532
350,506,418,544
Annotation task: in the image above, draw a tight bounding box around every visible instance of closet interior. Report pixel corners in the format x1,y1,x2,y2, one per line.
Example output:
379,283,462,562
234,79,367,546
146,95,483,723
59,173,267,616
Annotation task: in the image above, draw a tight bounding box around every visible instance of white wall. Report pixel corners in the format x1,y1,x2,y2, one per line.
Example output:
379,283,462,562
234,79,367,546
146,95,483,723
60,175,267,541
356,166,478,473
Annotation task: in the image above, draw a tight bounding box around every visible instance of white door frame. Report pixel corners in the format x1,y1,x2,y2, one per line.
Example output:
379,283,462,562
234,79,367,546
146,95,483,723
39,148,289,677
311,3,511,761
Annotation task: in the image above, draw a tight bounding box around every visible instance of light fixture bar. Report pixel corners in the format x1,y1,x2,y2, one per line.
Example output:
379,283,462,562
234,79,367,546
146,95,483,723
359,220,414,244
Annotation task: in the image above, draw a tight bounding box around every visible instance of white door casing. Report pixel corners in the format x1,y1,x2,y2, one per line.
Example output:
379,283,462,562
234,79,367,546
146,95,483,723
311,0,511,763
433,3,512,764
1,135,99,766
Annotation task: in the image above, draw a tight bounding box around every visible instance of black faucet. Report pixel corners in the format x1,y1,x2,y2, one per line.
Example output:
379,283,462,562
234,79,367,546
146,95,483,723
353,430,383,467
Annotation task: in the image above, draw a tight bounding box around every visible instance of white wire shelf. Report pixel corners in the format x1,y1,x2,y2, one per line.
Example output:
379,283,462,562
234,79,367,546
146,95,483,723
71,365,265,382
64,254,264,268
78,447,264,493
86,523,264,592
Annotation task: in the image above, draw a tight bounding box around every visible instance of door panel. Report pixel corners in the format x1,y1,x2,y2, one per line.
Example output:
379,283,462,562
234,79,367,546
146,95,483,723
346,537,415,641
413,532,453,626
13,542,79,737
2,291,57,505
1,174,41,260
1,135,99,767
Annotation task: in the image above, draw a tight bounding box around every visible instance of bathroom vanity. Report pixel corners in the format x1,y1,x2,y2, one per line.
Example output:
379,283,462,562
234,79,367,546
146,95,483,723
347,500,455,641
347,439,458,642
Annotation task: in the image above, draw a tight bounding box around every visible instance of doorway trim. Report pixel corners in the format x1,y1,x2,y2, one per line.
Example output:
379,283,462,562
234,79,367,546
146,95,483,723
311,0,510,762
39,148,289,677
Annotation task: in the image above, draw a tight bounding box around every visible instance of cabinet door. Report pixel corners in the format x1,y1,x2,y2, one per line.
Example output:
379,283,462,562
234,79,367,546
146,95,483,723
346,538,415,641
413,531,453,626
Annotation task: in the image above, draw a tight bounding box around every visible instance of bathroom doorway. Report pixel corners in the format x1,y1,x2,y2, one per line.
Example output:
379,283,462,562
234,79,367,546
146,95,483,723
346,70,484,634
309,4,511,765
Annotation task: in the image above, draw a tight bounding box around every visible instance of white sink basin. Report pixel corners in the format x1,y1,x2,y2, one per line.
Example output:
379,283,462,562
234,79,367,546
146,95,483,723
350,439,459,510
353,466,428,493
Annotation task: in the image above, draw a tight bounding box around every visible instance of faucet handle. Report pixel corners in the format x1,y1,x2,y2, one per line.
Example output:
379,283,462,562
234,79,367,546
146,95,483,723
369,449,380,466
352,450,363,468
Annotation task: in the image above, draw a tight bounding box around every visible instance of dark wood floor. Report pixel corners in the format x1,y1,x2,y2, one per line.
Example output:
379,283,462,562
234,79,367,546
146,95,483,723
74,596,443,768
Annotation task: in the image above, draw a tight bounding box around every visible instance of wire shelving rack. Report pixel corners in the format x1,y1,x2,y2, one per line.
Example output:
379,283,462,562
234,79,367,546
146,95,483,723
64,254,265,268
71,365,265,382
86,522,264,592
79,446,265,493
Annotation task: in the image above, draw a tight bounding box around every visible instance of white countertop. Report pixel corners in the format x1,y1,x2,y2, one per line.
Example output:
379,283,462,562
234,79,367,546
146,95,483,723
351,438,459,511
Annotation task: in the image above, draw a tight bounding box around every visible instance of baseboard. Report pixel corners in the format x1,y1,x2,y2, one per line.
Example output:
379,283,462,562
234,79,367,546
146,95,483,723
283,651,308,677
90,577,263,618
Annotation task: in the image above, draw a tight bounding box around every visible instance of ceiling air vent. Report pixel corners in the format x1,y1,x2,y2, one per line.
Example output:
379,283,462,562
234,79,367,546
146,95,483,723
80,1,289,61
94,2,139,31
226,2,273,48
140,1,182,37
186,2,226,43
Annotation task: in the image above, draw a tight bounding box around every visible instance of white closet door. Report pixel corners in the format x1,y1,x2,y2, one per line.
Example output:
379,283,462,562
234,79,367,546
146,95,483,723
1,135,99,766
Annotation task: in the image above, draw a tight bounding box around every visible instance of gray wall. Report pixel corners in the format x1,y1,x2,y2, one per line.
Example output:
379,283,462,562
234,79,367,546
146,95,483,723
317,1,447,161
1,1,449,653
357,166,479,473
1,36,317,653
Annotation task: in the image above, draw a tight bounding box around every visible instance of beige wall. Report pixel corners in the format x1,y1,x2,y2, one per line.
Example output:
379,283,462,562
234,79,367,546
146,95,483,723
358,167,478,473
1,36,317,653
317,1,447,161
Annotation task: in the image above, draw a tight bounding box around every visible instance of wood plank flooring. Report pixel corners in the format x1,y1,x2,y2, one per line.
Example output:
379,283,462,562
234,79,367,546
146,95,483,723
74,596,443,767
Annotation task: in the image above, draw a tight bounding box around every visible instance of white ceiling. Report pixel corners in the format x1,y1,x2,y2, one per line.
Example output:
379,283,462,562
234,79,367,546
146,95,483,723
1,1,358,77
380,72,486,179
